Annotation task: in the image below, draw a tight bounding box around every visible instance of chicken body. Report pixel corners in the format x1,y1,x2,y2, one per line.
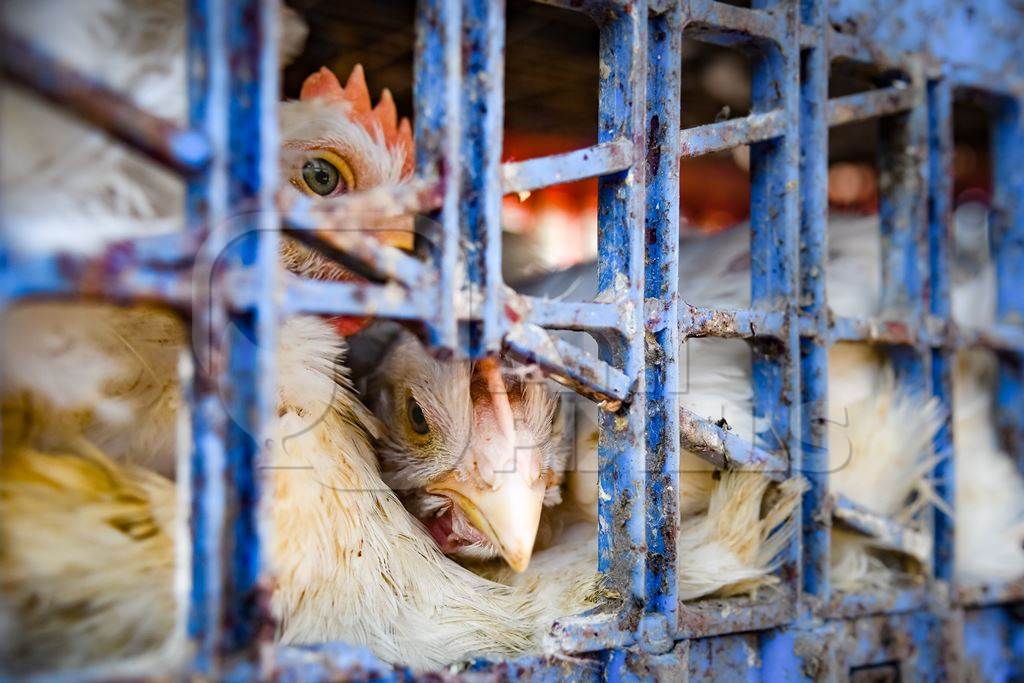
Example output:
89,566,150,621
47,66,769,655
1,315,602,675
0,0,598,674
515,211,1024,594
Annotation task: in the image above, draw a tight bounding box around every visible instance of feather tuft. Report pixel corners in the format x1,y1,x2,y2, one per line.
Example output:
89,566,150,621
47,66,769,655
300,65,414,178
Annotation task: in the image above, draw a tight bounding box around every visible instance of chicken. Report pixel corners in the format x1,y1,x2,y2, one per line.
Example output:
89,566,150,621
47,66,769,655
0,1,602,673
1,315,604,675
949,234,1024,585
359,326,568,571
514,210,1024,595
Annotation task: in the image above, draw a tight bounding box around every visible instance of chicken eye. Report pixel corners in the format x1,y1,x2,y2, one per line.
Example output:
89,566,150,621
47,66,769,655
407,397,429,436
302,158,343,196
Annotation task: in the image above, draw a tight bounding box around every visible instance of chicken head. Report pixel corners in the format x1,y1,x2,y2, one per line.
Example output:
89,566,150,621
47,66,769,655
363,329,568,572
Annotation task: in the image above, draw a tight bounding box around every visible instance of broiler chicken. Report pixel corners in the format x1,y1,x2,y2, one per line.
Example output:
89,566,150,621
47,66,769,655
0,1,601,674
357,326,568,571
513,210,1024,595
513,217,942,595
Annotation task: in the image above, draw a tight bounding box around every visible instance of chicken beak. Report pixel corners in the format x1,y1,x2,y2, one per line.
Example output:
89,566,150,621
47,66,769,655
425,357,545,572
426,460,545,573
370,214,415,251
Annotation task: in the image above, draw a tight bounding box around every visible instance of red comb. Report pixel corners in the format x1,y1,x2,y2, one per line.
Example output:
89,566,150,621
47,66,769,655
300,65,414,178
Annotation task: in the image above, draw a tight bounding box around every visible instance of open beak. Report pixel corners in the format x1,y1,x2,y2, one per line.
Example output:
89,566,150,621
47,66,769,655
425,357,545,572
426,458,545,573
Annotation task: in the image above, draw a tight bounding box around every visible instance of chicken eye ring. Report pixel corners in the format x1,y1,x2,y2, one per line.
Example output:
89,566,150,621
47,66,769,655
407,396,430,436
293,148,356,197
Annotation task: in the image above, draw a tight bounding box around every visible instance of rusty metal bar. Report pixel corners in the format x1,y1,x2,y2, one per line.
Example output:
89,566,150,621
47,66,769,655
830,314,920,345
460,0,506,358
284,199,428,288
678,406,788,479
414,0,461,355
644,1,682,624
826,26,906,68
0,250,193,308
511,295,622,332
927,77,956,583
827,585,931,620
678,303,787,340
681,0,786,47
991,97,1024,464
827,86,918,127
501,140,633,195
678,110,786,158
593,1,648,622
955,577,1024,607
747,0,802,605
832,494,932,564
0,29,211,177
960,322,1024,353
799,0,832,608
676,595,794,640
217,0,280,660
282,276,426,321
184,0,229,673
504,322,632,404
546,613,635,655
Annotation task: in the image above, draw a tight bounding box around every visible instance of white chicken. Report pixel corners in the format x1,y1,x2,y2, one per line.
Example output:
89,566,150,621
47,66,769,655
3,0,1021,676
514,209,1024,595
0,1,602,674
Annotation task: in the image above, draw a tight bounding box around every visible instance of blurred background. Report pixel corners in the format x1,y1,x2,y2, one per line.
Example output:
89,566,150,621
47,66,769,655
283,0,994,280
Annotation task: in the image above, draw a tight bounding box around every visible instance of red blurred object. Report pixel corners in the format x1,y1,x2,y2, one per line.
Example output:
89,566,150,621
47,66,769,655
502,131,752,267
827,162,878,215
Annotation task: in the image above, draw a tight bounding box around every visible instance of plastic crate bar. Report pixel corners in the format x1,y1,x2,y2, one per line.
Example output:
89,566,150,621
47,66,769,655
284,200,430,288
827,85,918,127
282,277,426,321
644,3,682,622
681,0,786,47
678,304,787,340
220,0,281,659
832,494,932,564
460,0,506,358
676,596,794,640
511,295,622,332
799,0,832,607
0,250,192,307
926,77,956,582
0,30,211,177
504,323,632,403
827,585,931,620
501,140,633,195
747,0,801,600
594,1,648,624
678,406,788,479
678,110,786,158
184,0,229,672
413,0,461,355
992,97,1024,463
